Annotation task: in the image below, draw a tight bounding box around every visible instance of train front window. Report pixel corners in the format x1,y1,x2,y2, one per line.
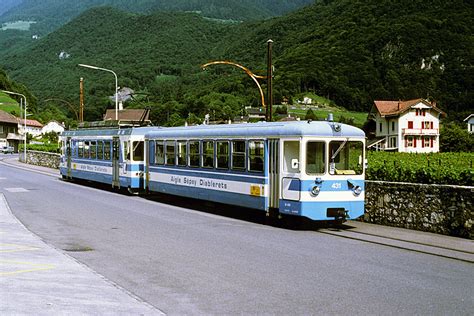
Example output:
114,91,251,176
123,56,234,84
132,141,144,161
329,140,364,175
306,141,325,174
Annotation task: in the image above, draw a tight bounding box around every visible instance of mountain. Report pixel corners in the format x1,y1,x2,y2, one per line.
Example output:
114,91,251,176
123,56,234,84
0,0,315,34
1,1,472,124
0,0,22,16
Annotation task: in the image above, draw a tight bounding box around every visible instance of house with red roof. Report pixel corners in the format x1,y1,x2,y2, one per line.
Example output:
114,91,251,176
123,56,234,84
367,99,445,153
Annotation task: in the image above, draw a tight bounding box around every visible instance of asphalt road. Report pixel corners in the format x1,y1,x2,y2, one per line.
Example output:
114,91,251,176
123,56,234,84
1,158,473,314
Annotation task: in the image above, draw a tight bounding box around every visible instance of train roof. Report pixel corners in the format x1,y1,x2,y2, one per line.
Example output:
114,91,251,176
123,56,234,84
61,126,156,137
145,121,365,139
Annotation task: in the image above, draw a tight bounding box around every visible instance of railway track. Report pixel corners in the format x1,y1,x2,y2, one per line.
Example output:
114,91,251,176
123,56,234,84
319,225,474,264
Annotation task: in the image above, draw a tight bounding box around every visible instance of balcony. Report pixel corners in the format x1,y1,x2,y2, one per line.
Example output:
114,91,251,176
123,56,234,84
402,128,439,136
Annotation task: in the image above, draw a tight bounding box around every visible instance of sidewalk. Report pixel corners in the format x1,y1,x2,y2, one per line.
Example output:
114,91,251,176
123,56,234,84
0,193,163,315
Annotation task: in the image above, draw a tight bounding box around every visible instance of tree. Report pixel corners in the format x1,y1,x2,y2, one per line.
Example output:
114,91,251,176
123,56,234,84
439,122,474,152
304,108,318,121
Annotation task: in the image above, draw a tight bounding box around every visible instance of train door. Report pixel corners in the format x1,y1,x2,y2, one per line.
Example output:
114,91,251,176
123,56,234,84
281,139,301,201
66,137,72,179
112,137,120,188
268,139,280,209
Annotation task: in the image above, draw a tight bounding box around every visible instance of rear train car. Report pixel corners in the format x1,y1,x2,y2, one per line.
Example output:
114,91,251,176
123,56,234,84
60,126,154,191
144,120,366,221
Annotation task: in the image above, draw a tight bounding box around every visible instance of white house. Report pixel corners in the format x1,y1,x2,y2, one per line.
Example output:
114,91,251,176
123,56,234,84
18,118,43,138
464,114,474,133
367,99,445,153
42,121,65,134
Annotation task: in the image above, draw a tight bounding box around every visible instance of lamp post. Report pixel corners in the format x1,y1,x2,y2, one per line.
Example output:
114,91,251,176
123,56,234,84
78,63,118,120
1,90,27,160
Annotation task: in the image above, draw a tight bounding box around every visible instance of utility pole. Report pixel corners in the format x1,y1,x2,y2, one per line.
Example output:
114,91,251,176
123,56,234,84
266,39,273,122
79,77,84,122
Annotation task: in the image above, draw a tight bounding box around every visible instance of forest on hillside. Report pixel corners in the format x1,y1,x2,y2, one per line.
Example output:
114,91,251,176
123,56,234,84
0,0,472,126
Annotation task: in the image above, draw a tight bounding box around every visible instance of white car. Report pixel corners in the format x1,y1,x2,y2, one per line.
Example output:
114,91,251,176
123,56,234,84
0,146,14,154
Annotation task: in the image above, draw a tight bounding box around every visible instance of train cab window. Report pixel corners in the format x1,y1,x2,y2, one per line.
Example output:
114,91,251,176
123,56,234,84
202,140,214,168
231,140,246,171
155,141,165,165
306,141,325,174
78,141,84,158
97,141,104,160
283,141,300,173
189,141,200,167
329,140,364,175
132,141,144,161
248,140,264,173
216,141,229,169
104,142,111,160
165,141,176,165
177,141,187,166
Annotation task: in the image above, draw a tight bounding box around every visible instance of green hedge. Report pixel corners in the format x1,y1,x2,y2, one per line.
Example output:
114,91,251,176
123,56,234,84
20,143,60,153
367,152,473,186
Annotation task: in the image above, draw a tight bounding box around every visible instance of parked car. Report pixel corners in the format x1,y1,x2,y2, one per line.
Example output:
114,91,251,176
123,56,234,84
0,146,14,154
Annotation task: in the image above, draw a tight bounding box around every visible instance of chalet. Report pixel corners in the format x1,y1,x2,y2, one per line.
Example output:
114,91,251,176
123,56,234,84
42,121,65,134
464,114,474,133
367,99,445,153
0,110,21,152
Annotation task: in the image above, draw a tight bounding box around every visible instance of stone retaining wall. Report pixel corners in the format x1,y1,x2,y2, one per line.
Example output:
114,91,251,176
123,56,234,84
364,181,473,239
20,150,61,169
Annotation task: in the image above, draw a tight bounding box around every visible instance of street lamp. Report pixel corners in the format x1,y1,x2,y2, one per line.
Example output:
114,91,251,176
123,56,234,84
0,90,27,160
78,63,119,121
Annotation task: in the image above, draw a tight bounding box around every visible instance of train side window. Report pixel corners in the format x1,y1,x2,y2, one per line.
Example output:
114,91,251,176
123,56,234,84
177,141,187,166
189,141,200,167
78,141,84,158
84,141,90,159
104,142,111,160
132,141,144,161
124,141,130,161
97,141,104,160
231,140,246,171
306,141,325,174
202,140,214,168
90,141,97,160
155,141,165,165
216,141,229,170
248,140,264,173
165,141,176,165
283,141,300,173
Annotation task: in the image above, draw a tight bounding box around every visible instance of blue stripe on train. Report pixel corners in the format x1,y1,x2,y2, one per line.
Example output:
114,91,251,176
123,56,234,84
60,167,142,189
279,199,364,220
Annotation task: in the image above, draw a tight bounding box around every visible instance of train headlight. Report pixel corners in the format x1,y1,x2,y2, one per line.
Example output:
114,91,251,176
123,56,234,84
353,185,362,196
310,185,320,197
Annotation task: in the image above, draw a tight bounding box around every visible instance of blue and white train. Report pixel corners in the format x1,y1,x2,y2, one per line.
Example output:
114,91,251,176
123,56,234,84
60,120,366,222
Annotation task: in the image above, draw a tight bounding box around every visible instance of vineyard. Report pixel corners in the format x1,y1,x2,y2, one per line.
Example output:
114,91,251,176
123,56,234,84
366,152,473,186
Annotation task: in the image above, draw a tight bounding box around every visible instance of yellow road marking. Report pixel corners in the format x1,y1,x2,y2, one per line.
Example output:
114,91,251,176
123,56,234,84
0,260,55,276
0,243,40,253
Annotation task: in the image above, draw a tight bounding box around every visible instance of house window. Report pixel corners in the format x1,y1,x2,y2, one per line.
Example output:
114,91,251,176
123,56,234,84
423,121,431,129
391,121,395,132
423,136,431,148
389,137,397,148
406,136,413,147
379,123,382,132
408,121,413,129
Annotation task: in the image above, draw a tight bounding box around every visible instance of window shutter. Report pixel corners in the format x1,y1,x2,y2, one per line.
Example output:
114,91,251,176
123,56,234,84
414,137,417,147
431,138,434,148
431,122,433,129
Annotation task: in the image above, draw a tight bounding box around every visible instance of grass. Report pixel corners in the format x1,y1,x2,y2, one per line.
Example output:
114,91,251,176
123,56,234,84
1,20,36,31
0,93,21,116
